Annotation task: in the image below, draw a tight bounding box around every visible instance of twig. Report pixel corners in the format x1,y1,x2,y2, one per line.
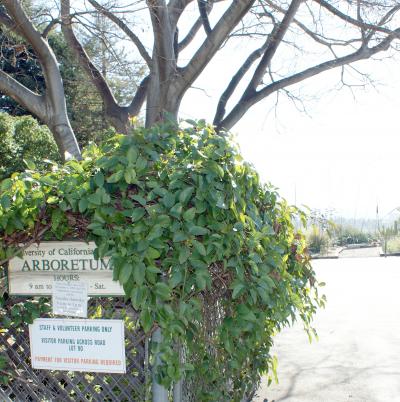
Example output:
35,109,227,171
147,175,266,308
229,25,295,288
132,323,159,347
0,224,51,267
0,369,41,388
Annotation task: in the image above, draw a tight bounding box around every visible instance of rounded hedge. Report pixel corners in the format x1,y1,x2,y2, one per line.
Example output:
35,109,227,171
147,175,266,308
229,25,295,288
0,121,324,400
0,113,60,180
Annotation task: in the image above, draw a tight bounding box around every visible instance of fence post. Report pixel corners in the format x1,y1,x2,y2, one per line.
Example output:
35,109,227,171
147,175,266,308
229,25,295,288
152,327,169,402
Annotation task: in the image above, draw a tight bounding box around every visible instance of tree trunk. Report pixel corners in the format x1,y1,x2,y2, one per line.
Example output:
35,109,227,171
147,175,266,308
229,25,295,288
106,105,129,134
145,71,181,127
48,119,82,161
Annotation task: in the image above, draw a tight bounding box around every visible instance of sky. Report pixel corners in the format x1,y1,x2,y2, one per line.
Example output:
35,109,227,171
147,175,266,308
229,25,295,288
179,39,400,220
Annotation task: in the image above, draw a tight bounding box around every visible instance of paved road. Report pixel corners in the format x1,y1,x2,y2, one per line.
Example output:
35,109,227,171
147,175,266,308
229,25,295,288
339,246,382,258
254,256,400,402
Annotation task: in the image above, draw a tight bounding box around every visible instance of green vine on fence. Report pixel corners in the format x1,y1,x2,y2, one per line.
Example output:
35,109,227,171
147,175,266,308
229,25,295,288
0,121,325,400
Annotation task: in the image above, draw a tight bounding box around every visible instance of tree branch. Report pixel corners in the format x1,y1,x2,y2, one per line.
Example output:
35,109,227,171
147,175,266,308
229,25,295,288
127,75,150,115
147,0,176,78
87,0,152,68
244,0,303,95
218,28,400,130
260,1,361,47
178,0,215,52
0,9,17,32
198,0,212,34
2,1,64,111
60,0,119,114
168,0,194,30
178,0,255,95
0,70,46,120
213,42,268,125
178,18,203,52
2,2,59,89
314,0,398,35
41,18,60,38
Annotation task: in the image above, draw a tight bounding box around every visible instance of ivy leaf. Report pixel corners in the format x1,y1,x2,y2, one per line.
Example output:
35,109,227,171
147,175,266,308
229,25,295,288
133,262,146,285
51,209,63,231
23,159,36,170
146,265,161,274
130,287,142,309
195,269,209,290
173,231,188,242
155,282,171,300
140,309,153,333
136,156,147,171
0,178,12,192
183,207,196,222
137,240,149,252
208,161,225,178
0,195,11,210
131,208,145,222
147,225,163,241
192,239,206,256
162,192,175,208
107,170,124,183
119,263,132,284
87,192,102,206
124,169,137,184
157,214,171,227
127,146,138,163
132,194,147,206
94,171,104,187
189,226,209,236
78,198,88,213
40,176,57,186
179,187,194,205
232,283,245,299
170,203,183,219
146,247,161,259
179,247,190,264
169,270,183,288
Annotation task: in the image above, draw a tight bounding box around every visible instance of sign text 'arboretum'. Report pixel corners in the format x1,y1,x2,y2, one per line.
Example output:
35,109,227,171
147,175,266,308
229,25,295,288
8,242,124,296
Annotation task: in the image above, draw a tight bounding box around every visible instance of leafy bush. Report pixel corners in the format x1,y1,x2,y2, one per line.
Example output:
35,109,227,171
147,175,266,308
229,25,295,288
0,113,60,179
334,224,370,246
0,121,324,400
306,225,330,254
385,237,400,253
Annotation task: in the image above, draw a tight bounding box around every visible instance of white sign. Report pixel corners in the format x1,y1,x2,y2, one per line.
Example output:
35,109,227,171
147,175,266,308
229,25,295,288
8,242,124,296
53,281,88,318
29,318,126,373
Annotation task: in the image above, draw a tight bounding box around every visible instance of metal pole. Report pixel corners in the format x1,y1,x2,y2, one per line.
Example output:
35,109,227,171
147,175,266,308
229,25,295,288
173,379,182,402
172,344,182,402
152,328,169,402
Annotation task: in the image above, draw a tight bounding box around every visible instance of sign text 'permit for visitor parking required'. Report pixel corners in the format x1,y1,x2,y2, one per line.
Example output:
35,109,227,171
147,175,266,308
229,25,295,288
29,318,126,374
7,241,124,296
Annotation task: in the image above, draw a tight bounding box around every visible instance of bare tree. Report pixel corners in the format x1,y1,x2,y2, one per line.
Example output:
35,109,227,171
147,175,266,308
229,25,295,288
1,0,400,159
0,1,81,160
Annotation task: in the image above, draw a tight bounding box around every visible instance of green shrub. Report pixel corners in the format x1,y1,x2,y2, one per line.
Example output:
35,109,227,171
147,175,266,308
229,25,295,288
0,113,60,179
335,225,370,245
385,236,400,253
306,225,330,254
0,121,324,400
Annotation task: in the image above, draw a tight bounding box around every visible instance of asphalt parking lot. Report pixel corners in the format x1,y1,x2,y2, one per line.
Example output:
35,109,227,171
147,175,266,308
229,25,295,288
254,254,400,402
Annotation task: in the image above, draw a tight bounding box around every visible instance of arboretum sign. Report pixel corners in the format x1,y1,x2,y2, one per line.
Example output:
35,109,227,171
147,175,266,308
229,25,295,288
29,318,126,373
8,241,124,296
